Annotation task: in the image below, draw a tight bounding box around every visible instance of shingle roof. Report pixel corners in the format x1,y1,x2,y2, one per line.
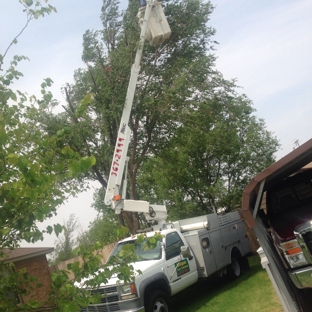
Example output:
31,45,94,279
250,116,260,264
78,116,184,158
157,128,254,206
1,247,54,263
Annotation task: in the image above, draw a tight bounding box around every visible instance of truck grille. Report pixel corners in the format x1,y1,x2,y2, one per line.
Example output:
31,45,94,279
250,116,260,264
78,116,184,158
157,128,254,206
92,287,118,304
80,304,119,312
79,286,120,312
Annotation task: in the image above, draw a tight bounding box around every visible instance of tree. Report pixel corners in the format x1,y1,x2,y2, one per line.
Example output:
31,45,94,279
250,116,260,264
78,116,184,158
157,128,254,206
40,0,220,233
138,94,279,220
1,0,56,248
50,214,79,265
41,0,278,231
76,188,120,248
0,1,100,311
0,0,98,249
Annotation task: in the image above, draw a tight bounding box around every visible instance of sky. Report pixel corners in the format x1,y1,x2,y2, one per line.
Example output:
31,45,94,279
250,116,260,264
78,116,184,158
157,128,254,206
1,0,311,247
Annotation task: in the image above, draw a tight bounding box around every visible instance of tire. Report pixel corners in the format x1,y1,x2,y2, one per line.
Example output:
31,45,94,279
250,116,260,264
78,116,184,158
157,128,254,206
239,255,250,272
228,255,241,279
291,285,312,312
145,290,171,312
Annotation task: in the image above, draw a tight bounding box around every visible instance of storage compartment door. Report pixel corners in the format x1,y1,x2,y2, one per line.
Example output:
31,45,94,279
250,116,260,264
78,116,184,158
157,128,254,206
209,229,227,270
200,235,217,276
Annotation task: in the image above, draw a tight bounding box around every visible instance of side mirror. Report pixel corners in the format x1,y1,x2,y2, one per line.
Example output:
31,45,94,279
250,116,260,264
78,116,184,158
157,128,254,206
180,246,193,260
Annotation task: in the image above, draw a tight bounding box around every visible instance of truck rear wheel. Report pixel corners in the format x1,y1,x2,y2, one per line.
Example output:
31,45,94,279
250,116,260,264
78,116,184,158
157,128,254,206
228,255,241,279
145,290,171,312
239,255,250,272
291,285,312,312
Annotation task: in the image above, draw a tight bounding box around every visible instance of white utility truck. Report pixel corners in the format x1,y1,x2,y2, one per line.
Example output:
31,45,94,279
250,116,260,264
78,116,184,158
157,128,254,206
79,2,251,311
79,207,251,312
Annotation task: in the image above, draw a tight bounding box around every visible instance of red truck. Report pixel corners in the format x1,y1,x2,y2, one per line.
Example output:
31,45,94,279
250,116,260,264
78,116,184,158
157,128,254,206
241,138,312,312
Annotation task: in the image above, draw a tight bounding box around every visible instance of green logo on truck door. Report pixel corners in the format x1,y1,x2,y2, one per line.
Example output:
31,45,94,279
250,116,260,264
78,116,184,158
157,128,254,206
175,259,190,276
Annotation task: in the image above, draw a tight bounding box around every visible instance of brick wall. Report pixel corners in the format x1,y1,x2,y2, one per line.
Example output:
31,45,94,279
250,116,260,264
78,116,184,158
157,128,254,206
14,254,52,306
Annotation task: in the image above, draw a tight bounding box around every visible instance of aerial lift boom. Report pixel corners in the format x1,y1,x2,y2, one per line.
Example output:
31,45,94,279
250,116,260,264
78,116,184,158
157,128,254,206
104,1,171,219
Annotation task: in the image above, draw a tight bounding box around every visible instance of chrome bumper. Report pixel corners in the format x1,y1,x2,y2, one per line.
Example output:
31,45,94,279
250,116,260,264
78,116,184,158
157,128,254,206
289,267,312,289
80,300,145,312
80,305,144,312
125,308,144,312
121,308,144,312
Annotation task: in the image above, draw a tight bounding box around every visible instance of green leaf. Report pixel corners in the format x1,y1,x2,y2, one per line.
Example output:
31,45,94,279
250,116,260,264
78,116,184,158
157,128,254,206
62,301,79,312
68,160,81,176
10,92,17,101
61,145,74,156
0,127,8,145
24,0,34,7
80,93,92,105
27,299,40,308
54,224,63,237
44,77,53,86
51,271,68,287
7,153,19,165
43,92,53,102
90,155,96,166
2,227,11,235
80,157,93,171
17,156,28,169
56,129,64,137
30,162,40,173
6,73,14,80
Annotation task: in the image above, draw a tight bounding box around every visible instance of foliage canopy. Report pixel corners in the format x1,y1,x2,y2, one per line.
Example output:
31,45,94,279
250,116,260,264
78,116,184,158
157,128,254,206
0,1,116,311
42,0,279,229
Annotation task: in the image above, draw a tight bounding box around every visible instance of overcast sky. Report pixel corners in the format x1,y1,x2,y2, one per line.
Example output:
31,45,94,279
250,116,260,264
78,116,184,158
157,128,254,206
1,0,311,247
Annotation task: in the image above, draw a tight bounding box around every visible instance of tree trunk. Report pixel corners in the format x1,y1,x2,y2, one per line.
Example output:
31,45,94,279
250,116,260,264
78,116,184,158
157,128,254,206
121,211,140,234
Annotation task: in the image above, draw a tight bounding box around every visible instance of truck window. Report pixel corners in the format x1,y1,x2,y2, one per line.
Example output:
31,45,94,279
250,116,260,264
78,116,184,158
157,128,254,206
107,239,162,263
165,232,184,260
268,179,312,214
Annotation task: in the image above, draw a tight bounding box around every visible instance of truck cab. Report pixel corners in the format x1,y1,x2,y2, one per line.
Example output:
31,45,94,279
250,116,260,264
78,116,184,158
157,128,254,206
242,138,312,312
267,169,312,277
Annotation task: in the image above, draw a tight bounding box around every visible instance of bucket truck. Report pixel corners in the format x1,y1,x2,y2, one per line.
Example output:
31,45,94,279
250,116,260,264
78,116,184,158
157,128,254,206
78,2,251,312
79,210,251,312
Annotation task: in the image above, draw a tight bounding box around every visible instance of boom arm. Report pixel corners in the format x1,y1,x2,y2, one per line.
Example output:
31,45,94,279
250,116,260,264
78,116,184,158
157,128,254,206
104,1,171,214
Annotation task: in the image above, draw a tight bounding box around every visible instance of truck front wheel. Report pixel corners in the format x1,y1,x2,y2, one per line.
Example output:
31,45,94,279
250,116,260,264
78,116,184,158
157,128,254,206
145,290,171,312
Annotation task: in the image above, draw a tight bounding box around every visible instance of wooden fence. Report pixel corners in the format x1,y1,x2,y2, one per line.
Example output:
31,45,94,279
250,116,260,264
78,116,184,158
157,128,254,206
52,242,116,281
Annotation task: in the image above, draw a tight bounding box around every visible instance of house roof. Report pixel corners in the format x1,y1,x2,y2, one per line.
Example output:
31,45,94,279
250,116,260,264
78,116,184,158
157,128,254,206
1,247,54,264
241,138,312,228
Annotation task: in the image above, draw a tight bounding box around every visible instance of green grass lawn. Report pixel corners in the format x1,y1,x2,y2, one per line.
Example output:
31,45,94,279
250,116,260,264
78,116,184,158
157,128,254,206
171,256,283,312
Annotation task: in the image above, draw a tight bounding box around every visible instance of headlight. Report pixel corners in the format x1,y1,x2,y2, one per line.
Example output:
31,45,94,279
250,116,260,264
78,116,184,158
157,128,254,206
280,240,308,268
121,283,137,300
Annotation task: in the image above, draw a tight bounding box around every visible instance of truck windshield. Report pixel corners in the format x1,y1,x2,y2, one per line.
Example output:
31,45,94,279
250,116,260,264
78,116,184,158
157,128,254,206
107,239,162,263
